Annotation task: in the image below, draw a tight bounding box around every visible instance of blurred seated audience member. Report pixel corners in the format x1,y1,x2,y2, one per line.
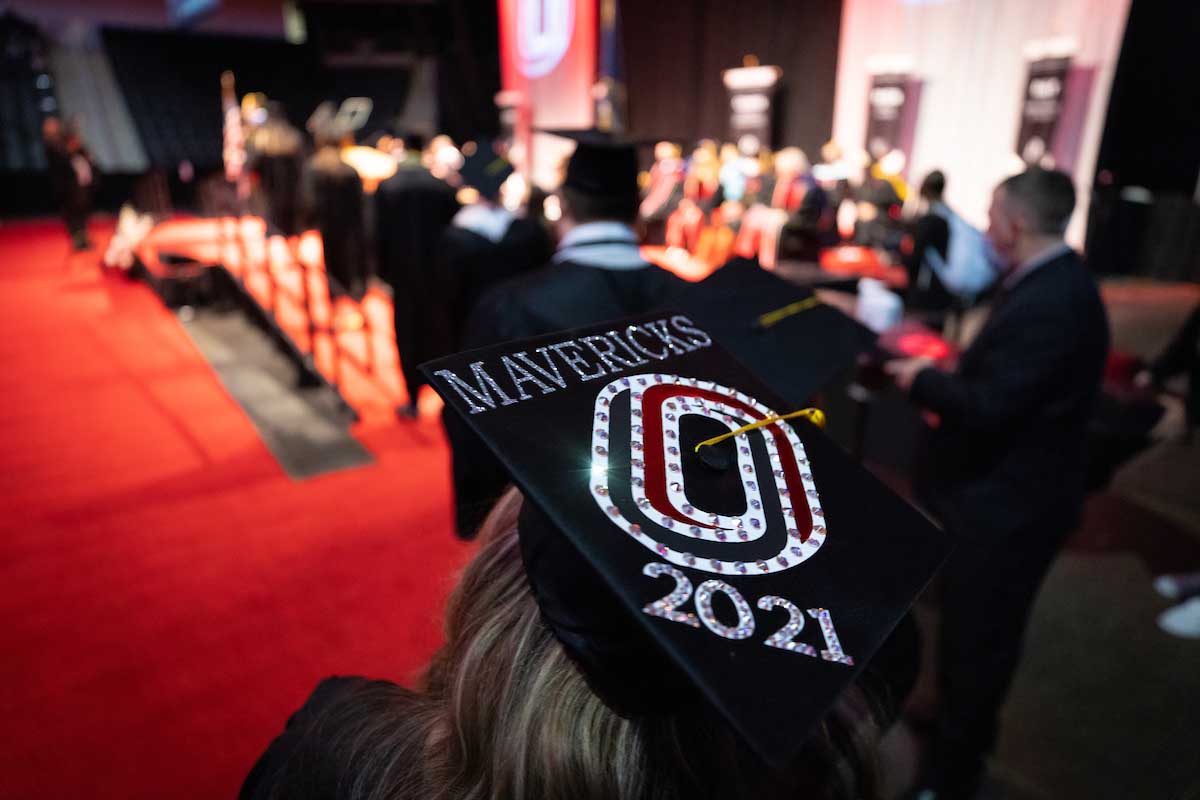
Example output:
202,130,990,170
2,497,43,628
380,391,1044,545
855,150,907,252
686,139,722,213
872,147,910,202
886,168,1109,799
815,141,853,209
664,141,720,251
900,170,955,313
301,125,367,299
448,129,685,537
638,140,686,244
813,141,857,246
732,149,778,262
777,148,831,262
903,170,997,317
437,142,552,352
239,489,891,800
375,132,461,418
717,141,747,206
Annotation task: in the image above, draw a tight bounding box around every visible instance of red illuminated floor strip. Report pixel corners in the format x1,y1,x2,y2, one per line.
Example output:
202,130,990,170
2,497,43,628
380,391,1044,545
135,216,441,428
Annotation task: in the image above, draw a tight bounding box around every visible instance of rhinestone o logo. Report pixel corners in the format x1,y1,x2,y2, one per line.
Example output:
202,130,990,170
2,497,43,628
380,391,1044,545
516,0,574,79
589,374,826,575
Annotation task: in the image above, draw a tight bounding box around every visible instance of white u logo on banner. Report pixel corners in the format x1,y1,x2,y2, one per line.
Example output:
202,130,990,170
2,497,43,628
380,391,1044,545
516,0,575,78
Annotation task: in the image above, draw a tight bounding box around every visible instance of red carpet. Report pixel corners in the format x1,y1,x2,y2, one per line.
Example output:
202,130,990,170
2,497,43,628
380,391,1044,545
0,219,474,799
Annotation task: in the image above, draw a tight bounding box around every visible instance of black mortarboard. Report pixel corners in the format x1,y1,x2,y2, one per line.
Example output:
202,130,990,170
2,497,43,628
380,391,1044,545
421,312,948,768
458,140,513,200
541,128,641,199
676,258,879,407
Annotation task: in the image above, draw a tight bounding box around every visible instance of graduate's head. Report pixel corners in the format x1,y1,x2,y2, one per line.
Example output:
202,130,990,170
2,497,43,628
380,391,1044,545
402,131,427,157
988,168,1074,267
560,186,640,225
459,141,513,203
774,148,809,178
919,170,945,203
554,131,641,225
417,487,883,800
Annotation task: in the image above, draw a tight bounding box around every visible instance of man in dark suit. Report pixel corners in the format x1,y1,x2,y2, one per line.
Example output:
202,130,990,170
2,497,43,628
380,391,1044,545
886,169,1110,799
447,129,685,537
375,133,460,417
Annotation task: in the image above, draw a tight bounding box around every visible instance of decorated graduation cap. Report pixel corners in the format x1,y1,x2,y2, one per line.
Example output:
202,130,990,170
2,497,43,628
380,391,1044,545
541,128,642,199
677,258,879,406
421,312,948,767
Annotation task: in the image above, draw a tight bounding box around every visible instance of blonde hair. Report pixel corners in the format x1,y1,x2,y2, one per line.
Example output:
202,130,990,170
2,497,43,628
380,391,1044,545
287,489,882,800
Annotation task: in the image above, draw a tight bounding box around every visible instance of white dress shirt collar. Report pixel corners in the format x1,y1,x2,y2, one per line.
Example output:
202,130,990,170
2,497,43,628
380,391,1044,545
552,222,648,270
1002,241,1073,290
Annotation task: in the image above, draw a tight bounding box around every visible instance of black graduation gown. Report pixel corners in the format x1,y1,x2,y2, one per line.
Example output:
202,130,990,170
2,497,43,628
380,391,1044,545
45,140,92,238
900,212,955,313
240,676,419,800
436,216,552,353
907,250,1108,790
301,150,368,298
447,259,686,538
256,151,304,237
375,165,460,401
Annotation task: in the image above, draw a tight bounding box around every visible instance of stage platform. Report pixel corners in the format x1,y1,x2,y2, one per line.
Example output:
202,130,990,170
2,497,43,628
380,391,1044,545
130,216,426,427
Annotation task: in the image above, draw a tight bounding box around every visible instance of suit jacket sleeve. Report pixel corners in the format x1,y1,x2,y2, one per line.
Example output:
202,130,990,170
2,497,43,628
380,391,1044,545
909,300,1072,431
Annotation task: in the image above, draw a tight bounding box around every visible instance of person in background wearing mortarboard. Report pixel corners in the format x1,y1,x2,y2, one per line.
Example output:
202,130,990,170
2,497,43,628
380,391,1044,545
375,132,461,418
445,130,685,537
886,168,1109,799
436,141,552,356
300,120,368,300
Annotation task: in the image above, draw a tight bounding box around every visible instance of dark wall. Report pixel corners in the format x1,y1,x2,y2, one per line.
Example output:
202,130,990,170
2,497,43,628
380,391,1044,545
621,0,843,156
439,0,501,141
1086,0,1200,281
1094,0,1200,193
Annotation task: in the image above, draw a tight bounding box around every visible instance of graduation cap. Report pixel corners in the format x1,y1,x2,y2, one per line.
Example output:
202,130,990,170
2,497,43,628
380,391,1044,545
421,311,948,768
676,258,880,407
458,140,513,200
540,128,645,199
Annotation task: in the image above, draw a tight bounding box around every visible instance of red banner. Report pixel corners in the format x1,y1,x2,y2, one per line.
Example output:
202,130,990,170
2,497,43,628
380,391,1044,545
498,0,597,186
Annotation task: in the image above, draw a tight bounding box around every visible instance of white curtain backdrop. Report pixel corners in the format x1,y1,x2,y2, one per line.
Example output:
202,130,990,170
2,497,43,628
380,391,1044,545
832,0,1130,247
